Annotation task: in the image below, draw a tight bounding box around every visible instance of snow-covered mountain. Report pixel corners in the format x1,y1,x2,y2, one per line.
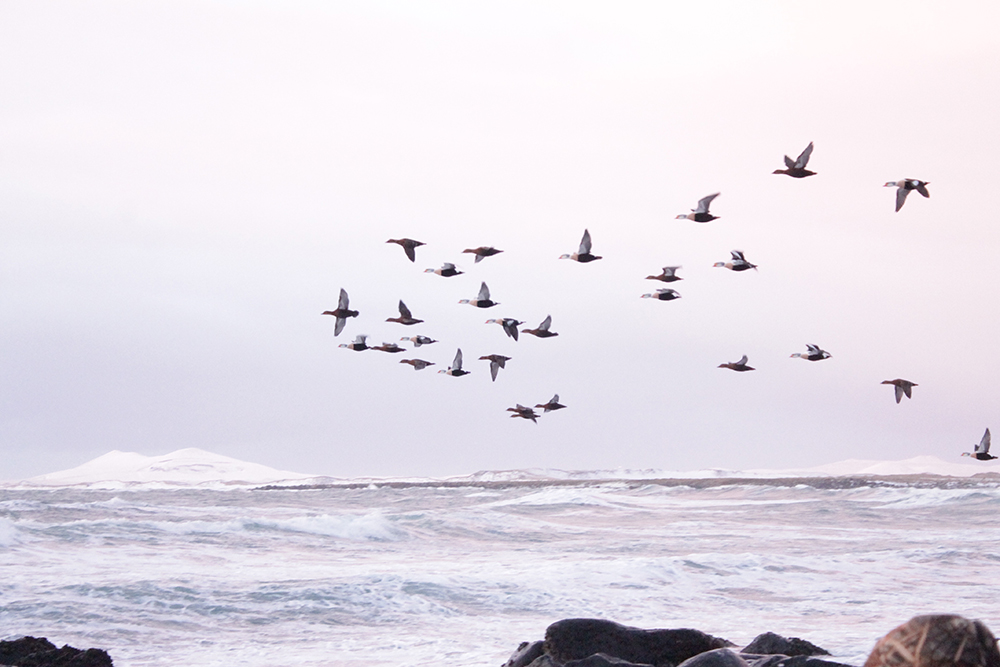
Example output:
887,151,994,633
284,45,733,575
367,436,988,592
13,448,321,489
6,447,999,489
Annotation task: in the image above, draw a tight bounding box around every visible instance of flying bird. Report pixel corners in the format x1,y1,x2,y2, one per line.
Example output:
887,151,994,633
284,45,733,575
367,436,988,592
772,142,816,178
560,229,602,263
371,342,405,353
400,358,435,371
641,288,681,301
478,354,511,382
462,246,503,263
338,334,369,352
386,300,424,325
459,282,499,308
321,288,359,337
386,238,426,262
718,355,755,372
676,193,720,223
884,179,930,212
714,250,757,272
962,428,997,461
506,404,538,423
535,394,566,412
400,335,438,347
486,317,523,341
439,348,470,376
646,266,683,283
522,315,558,338
881,378,917,404
424,263,464,277
790,344,831,361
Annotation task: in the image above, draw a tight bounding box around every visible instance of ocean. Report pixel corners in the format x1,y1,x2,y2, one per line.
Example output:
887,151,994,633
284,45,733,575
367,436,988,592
2,475,999,666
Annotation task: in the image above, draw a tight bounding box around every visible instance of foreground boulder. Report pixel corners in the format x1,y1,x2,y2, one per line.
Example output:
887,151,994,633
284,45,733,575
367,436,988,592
0,636,113,667
865,615,1000,667
743,633,830,658
545,619,733,667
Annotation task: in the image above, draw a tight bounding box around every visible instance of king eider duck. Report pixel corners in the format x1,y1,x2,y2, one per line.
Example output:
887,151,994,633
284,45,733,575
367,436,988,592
646,266,683,283
400,335,437,347
386,238,426,262
478,354,511,382
718,355,755,372
462,246,503,263
485,317,523,341
559,229,602,263
676,193,720,223
438,348,470,377
400,358,435,371
881,378,917,404
506,404,539,423
321,288,359,337
338,334,369,352
522,315,558,338
535,394,566,412
791,344,831,361
884,179,930,212
371,342,405,353
772,142,816,178
386,300,423,326
641,288,681,301
424,262,464,277
714,250,757,272
962,428,997,461
459,282,498,308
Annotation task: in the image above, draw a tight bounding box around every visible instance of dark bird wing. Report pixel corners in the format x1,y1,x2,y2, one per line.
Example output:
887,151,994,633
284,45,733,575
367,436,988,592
453,348,463,371
894,385,904,404
334,316,347,337
489,360,499,381
783,155,795,169
731,250,746,262
404,243,417,262
902,383,913,399
477,282,490,302
579,229,593,255
737,355,748,366
538,315,552,331
915,182,930,198
895,187,910,212
398,300,413,319
338,288,349,310
979,428,992,454
695,193,720,214
795,142,814,169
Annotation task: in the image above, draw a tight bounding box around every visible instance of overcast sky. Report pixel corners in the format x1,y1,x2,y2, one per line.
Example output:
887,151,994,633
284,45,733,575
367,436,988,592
3,1,1000,480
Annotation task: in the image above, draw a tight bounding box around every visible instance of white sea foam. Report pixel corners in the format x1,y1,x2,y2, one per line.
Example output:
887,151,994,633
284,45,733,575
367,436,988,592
3,452,1000,667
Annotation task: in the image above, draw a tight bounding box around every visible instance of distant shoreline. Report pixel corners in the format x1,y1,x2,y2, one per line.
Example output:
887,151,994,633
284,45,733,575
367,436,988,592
254,472,1000,492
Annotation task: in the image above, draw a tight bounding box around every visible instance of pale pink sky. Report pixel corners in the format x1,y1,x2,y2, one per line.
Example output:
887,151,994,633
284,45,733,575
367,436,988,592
2,1,1000,479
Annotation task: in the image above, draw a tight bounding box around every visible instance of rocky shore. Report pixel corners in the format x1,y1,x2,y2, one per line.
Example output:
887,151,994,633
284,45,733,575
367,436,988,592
503,616,1000,667
0,637,112,667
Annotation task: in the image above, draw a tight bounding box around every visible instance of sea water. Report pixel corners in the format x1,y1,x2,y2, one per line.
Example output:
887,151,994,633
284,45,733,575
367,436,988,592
1,477,999,667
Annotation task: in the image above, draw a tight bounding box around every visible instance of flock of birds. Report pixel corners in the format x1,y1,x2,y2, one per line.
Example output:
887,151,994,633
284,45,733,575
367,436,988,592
322,241,571,423
321,141,997,459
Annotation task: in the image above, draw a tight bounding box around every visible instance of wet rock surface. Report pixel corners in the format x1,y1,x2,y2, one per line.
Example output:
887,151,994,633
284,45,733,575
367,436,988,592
0,637,112,667
507,616,1000,667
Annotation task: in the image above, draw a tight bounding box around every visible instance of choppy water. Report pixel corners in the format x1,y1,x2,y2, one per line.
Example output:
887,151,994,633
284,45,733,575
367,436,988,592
2,477,999,667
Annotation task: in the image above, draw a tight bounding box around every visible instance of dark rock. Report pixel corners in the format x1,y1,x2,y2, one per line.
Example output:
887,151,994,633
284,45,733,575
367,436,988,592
505,641,546,667
865,615,1000,667
545,619,733,667
676,649,750,667
772,657,855,667
743,634,830,657
526,657,564,667
741,655,789,667
565,653,655,667
0,637,112,667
